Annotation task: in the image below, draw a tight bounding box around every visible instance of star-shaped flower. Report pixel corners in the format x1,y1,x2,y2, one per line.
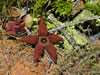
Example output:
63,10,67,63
16,16,63,64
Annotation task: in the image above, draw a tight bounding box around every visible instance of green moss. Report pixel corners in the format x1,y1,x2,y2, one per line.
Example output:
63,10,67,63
85,0,100,15
51,0,74,17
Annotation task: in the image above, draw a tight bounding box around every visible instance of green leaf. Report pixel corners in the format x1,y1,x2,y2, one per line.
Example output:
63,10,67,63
66,27,88,45
60,35,73,54
73,9,94,22
85,0,100,15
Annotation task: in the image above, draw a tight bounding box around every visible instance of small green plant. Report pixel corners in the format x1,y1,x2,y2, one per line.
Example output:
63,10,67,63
33,0,48,17
51,0,74,17
85,0,100,15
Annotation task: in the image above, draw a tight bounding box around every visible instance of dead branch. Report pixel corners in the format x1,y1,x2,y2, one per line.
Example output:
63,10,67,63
48,16,100,32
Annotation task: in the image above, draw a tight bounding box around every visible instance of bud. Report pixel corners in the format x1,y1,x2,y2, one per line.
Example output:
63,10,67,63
23,14,33,28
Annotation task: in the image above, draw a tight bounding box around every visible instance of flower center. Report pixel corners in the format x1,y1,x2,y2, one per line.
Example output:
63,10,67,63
38,36,49,47
41,38,47,44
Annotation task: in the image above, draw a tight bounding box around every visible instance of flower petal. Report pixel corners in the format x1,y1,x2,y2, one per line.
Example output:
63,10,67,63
6,23,25,33
34,43,44,63
6,23,17,31
6,30,17,35
48,35,63,43
45,43,57,64
19,24,25,31
38,16,48,36
16,35,38,44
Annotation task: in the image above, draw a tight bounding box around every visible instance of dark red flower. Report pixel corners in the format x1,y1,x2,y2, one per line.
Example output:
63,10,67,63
6,23,25,35
6,14,33,35
16,16,63,64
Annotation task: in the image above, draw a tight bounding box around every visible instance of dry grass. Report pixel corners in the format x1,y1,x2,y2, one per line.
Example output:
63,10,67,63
0,30,100,75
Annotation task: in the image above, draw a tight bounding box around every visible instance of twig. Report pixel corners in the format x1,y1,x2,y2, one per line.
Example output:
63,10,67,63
48,14,79,50
24,27,31,35
89,32,100,47
44,50,52,75
90,32,100,41
44,0,51,12
74,0,81,6
48,16,100,32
